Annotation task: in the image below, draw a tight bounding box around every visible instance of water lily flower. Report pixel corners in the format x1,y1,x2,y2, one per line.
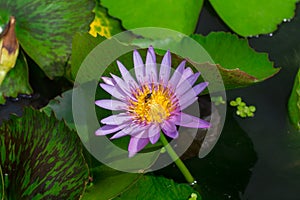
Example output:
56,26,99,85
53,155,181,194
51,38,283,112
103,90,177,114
95,46,210,157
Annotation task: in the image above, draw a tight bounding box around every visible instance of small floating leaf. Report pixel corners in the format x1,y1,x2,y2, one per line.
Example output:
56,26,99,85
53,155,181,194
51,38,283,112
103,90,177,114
230,97,256,118
0,108,89,199
100,0,204,38
288,69,300,130
209,0,298,37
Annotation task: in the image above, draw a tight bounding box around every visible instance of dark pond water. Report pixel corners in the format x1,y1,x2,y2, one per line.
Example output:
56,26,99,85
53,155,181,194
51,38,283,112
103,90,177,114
158,2,300,200
1,2,299,200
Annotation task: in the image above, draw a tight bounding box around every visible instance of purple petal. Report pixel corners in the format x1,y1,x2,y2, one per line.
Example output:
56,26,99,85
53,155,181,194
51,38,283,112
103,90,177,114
95,100,127,110
161,120,178,139
133,50,145,84
102,77,114,86
148,124,161,144
146,47,157,83
149,133,160,144
179,82,208,110
147,46,156,63
178,82,208,110
177,67,193,86
111,74,132,96
186,72,200,86
179,96,198,111
168,60,185,88
193,82,208,94
117,60,138,88
111,124,139,139
101,113,131,125
159,50,171,85
100,83,126,100
128,131,149,157
175,78,193,97
95,124,127,136
174,112,210,129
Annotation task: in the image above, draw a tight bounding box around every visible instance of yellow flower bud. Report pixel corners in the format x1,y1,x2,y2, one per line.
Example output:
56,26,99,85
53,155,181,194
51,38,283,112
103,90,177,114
0,16,19,85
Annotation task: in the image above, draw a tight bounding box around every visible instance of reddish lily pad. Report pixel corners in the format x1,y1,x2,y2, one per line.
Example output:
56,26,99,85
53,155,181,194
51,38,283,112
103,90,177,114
0,108,89,199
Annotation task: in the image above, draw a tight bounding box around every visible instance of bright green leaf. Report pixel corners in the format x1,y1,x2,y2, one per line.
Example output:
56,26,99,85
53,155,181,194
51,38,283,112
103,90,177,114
209,0,298,37
71,32,106,79
191,32,280,89
0,0,95,78
288,68,300,130
114,175,201,200
89,1,123,38
100,0,204,38
82,165,142,200
0,108,89,199
0,51,32,104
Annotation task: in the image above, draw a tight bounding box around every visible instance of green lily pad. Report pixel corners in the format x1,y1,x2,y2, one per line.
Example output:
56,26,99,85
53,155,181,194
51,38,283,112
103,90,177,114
0,0,94,78
190,32,280,89
288,68,300,131
71,32,106,79
82,166,200,200
100,0,204,38
82,165,142,200
0,108,89,199
0,51,32,104
42,89,75,131
89,1,124,38
209,0,298,37
131,32,279,90
115,175,201,200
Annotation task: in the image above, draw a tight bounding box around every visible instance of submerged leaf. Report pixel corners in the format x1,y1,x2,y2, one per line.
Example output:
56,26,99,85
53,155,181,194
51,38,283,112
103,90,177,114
0,0,94,78
100,0,204,38
0,51,32,104
288,68,300,130
0,108,89,199
209,0,298,37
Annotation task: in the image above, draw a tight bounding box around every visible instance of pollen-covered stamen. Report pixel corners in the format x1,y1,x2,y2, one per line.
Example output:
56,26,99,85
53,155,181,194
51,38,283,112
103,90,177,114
128,84,177,123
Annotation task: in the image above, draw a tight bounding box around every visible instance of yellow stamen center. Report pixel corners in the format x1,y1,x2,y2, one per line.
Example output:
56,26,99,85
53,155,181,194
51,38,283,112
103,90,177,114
129,84,176,124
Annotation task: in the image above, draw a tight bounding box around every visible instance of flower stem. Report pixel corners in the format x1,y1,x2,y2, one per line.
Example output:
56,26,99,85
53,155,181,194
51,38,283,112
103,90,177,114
159,133,195,184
